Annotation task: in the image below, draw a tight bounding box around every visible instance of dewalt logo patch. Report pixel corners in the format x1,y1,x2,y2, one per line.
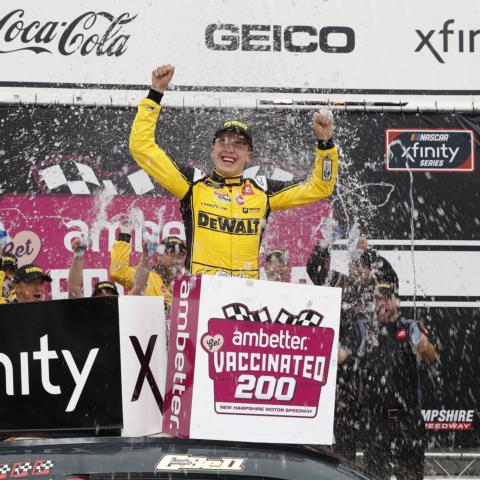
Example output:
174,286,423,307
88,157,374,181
198,211,260,235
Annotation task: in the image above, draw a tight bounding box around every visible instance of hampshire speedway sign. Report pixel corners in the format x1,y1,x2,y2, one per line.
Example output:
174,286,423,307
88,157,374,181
0,296,166,436
163,275,341,444
0,0,479,94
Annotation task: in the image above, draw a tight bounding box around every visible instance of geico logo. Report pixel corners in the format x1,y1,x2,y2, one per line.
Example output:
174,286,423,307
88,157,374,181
198,212,260,235
205,24,355,53
0,334,99,412
156,454,246,471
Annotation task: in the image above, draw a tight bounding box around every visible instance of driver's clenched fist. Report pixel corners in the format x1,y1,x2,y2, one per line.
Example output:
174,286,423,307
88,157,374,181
151,64,175,93
313,109,334,141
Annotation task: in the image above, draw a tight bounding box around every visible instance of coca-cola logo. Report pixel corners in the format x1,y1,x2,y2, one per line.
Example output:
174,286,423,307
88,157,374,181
0,9,137,56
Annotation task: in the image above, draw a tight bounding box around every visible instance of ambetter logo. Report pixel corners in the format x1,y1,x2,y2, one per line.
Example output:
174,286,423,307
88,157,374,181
0,9,137,56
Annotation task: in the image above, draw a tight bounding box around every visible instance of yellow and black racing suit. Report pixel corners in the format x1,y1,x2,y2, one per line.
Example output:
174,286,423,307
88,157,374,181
130,92,338,279
109,239,173,306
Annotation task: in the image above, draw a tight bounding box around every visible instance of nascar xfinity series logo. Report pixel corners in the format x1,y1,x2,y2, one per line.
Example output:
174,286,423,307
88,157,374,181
385,129,475,172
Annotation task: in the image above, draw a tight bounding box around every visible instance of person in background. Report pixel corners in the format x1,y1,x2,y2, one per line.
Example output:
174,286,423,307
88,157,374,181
307,235,376,461
264,249,290,282
0,254,17,300
350,260,436,480
68,237,119,299
11,264,52,303
109,222,186,310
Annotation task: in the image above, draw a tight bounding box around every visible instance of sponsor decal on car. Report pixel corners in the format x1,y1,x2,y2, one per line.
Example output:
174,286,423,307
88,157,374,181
385,129,475,172
156,454,246,471
0,460,54,479
422,409,474,430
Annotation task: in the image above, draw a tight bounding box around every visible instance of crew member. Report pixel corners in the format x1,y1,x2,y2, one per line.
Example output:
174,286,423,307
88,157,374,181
352,261,436,479
109,225,186,309
307,236,376,461
264,249,290,282
129,64,338,278
11,264,52,303
0,254,17,300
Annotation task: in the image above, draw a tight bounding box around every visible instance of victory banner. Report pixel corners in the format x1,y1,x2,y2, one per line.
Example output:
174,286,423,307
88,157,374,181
163,275,341,444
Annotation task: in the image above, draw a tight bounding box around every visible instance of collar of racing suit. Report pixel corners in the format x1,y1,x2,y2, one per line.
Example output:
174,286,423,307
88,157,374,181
211,170,244,186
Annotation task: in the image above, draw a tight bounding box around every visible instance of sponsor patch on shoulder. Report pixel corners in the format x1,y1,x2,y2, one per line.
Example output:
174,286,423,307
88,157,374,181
322,159,332,180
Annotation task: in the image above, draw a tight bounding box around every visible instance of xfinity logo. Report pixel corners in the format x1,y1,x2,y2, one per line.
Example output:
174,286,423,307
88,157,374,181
415,19,478,63
386,129,474,172
206,24,355,53
0,9,137,56
0,334,98,412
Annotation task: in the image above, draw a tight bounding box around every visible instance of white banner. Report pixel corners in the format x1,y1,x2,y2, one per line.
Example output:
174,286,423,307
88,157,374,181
118,296,166,437
0,0,479,99
163,275,341,444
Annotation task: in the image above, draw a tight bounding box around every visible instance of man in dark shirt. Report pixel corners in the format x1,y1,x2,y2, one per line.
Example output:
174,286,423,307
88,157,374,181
307,236,377,461
353,260,436,480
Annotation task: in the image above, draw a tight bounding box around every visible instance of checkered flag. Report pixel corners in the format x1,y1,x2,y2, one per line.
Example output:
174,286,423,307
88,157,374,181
249,306,271,323
0,464,11,480
12,462,32,478
296,309,324,327
275,308,298,325
37,160,155,196
223,303,251,321
33,460,54,476
274,308,323,327
222,303,271,323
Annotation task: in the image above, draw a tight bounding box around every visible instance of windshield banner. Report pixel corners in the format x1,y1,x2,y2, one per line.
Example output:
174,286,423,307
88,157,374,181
162,275,341,444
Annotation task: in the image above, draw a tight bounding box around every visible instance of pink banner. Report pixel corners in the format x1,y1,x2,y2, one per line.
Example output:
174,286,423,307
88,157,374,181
201,318,334,418
162,275,202,438
1,194,332,298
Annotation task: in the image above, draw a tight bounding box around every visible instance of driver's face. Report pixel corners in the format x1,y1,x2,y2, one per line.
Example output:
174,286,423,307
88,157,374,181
211,132,252,177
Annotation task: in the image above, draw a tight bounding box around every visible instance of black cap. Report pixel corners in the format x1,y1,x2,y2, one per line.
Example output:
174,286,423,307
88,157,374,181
266,249,289,263
13,264,52,284
1,255,18,270
161,236,187,254
213,120,253,148
373,257,399,297
92,281,119,297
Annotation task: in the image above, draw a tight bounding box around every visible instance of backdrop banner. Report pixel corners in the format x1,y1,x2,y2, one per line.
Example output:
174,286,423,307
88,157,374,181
0,0,479,96
0,102,479,447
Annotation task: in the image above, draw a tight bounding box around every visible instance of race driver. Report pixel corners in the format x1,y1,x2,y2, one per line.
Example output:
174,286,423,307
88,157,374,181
130,64,338,278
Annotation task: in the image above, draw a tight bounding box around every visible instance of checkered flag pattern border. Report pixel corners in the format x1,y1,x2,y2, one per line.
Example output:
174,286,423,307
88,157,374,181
12,462,32,477
38,161,154,196
223,303,252,321
0,465,11,479
274,308,297,325
296,309,324,326
34,460,54,475
223,304,322,327
222,304,271,322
